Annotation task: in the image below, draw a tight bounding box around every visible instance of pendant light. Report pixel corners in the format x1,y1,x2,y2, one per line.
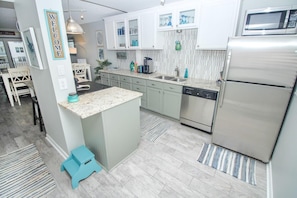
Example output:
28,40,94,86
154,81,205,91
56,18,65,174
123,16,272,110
66,0,84,34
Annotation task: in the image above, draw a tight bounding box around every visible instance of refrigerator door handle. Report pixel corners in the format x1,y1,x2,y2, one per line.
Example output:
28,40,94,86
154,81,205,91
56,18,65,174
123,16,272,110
219,80,226,107
219,50,231,108
223,50,232,80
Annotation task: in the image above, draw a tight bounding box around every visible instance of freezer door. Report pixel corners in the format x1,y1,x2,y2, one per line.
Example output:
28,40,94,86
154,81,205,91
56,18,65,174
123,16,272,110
223,36,297,87
212,81,292,162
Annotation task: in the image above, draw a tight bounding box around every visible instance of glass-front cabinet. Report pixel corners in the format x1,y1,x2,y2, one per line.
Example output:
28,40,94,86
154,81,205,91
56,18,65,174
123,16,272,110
128,18,139,48
115,17,139,49
157,4,198,30
115,21,126,49
178,9,196,28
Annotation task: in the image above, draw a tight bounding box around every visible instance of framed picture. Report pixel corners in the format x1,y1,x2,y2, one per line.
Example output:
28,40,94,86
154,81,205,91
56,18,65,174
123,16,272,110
21,27,43,69
98,48,104,60
96,30,104,46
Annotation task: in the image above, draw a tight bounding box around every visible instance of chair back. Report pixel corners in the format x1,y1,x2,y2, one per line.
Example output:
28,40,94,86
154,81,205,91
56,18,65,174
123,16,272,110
72,63,89,81
8,67,31,84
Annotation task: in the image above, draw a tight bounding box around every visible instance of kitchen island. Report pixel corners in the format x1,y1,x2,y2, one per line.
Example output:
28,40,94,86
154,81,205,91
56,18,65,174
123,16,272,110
59,86,143,171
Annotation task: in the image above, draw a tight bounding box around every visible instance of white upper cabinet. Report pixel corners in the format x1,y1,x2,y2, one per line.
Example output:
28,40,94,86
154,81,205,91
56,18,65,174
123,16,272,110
140,11,164,49
157,2,199,31
105,14,140,50
104,18,116,50
196,0,240,50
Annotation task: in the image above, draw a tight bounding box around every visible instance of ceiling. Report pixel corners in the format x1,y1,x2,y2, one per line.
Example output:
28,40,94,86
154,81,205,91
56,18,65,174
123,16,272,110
0,0,182,30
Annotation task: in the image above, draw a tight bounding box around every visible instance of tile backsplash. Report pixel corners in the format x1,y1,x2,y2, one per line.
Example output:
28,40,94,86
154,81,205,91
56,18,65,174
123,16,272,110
107,29,226,81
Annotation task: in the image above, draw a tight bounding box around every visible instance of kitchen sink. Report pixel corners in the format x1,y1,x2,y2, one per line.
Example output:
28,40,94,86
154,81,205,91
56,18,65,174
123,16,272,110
171,78,187,82
154,75,175,80
154,75,187,83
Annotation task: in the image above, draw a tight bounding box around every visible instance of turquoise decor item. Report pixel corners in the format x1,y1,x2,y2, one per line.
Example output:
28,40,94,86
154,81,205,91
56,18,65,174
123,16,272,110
175,41,181,51
184,68,188,78
68,92,79,103
130,61,134,72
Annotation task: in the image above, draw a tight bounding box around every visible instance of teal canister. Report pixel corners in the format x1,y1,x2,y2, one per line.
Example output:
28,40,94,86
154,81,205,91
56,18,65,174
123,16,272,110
68,92,79,103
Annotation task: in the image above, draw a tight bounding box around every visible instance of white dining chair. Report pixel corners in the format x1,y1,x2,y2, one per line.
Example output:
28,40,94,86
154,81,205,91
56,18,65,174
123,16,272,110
72,63,89,82
8,67,31,106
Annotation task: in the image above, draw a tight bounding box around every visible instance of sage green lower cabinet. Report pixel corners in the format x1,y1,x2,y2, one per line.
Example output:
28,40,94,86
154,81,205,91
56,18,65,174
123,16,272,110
132,77,147,108
162,83,182,119
146,80,163,114
110,79,120,87
120,76,132,90
100,72,110,86
110,74,120,87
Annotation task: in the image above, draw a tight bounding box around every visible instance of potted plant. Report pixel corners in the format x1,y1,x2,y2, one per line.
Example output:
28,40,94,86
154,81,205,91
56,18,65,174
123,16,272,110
94,59,112,81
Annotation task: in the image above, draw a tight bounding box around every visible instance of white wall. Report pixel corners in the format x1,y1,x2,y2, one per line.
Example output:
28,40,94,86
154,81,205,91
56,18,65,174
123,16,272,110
14,0,78,156
271,88,297,198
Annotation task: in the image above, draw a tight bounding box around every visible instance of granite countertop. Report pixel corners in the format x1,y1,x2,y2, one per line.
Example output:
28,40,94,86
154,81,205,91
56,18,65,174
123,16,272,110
100,69,220,92
59,87,143,119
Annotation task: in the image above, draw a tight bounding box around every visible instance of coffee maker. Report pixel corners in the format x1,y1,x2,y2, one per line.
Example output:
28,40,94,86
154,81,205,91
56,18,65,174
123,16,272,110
143,57,154,74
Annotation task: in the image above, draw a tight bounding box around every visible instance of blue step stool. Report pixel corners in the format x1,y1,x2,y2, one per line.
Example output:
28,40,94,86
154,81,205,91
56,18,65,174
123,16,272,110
61,145,102,189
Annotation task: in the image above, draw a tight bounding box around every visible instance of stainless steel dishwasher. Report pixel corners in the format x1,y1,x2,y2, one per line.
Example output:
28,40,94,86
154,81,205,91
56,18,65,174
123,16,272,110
180,86,218,133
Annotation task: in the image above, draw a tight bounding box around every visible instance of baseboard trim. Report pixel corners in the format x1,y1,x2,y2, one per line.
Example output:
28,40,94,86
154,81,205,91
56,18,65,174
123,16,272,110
267,161,273,198
46,135,68,160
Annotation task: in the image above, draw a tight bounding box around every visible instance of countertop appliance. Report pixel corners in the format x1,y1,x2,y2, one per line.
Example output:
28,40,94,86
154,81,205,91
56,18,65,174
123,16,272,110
242,5,297,36
143,57,155,74
212,35,297,163
180,86,218,133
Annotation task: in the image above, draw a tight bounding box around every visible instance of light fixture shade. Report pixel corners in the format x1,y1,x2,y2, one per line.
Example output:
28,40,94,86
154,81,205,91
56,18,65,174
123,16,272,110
66,17,84,34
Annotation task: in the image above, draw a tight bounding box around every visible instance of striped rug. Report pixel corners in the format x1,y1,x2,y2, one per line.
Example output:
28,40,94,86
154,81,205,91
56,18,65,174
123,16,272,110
140,111,172,142
198,143,256,185
0,144,56,197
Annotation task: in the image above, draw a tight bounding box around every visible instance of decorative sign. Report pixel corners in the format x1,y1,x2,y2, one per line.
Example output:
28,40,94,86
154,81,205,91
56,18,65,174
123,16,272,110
44,10,65,60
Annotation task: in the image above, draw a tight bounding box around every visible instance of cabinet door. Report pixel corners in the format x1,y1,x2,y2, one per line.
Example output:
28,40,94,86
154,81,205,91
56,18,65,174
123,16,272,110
104,19,116,50
141,11,164,49
163,90,182,120
176,7,197,29
196,0,240,50
158,11,175,31
110,80,120,87
127,18,140,49
147,87,163,113
101,77,110,86
115,20,127,49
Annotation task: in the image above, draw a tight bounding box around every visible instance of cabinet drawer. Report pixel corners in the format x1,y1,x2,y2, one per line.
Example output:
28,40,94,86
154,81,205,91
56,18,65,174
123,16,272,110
132,84,146,93
120,76,132,83
147,80,163,89
163,83,182,93
132,78,146,86
110,74,119,80
100,73,109,78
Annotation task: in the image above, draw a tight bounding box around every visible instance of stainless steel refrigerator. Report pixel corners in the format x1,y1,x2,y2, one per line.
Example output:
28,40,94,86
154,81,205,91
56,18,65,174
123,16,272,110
212,35,297,163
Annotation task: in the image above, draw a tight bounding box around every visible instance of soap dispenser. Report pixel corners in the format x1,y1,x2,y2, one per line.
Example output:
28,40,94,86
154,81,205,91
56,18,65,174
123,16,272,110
184,68,188,78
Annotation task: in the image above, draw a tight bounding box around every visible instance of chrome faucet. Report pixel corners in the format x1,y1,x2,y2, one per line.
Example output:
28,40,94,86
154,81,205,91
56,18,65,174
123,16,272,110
175,66,180,77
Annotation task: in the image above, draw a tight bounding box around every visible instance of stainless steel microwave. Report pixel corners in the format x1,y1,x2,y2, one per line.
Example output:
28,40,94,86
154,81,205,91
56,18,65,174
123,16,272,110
242,5,297,36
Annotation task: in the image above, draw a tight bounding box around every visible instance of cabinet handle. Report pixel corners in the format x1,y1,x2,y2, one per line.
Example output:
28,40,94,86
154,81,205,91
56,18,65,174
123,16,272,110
136,88,139,90
137,81,139,83
170,87,173,89
152,84,155,86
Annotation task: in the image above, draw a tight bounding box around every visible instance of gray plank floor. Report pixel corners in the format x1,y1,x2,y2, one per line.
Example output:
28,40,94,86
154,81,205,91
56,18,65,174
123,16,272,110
0,84,266,197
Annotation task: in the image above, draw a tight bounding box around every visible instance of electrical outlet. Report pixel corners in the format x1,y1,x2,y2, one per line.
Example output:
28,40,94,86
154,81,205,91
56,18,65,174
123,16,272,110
58,78,68,90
